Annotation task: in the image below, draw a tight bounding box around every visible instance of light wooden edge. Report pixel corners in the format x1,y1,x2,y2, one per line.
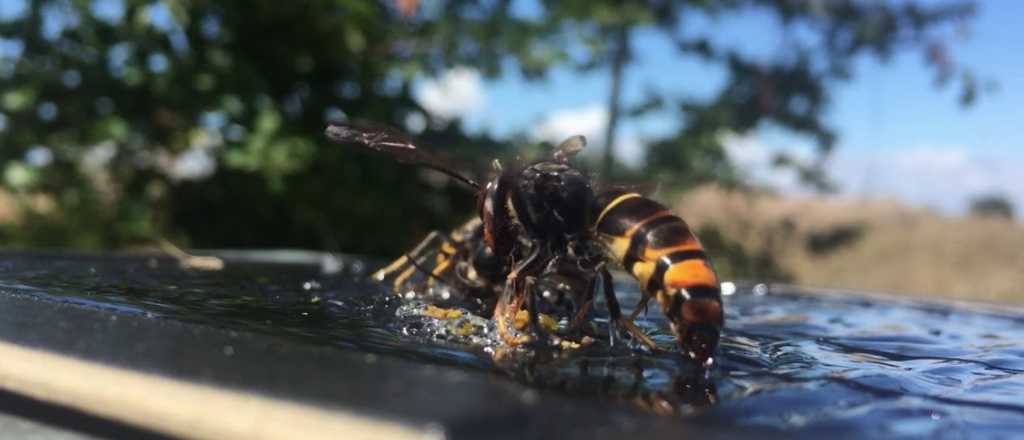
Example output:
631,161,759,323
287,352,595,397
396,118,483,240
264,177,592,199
0,340,439,440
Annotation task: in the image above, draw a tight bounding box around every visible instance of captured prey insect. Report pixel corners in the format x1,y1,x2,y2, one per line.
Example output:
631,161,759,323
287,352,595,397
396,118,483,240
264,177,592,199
370,217,505,314
325,122,725,365
372,216,599,342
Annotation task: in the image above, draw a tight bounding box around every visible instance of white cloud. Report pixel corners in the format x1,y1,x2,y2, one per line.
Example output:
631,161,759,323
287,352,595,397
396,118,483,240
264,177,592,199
531,104,608,145
722,133,1024,216
616,135,645,167
531,104,646,166
831,146,1024,215
722,132,812,194
415,66,485,120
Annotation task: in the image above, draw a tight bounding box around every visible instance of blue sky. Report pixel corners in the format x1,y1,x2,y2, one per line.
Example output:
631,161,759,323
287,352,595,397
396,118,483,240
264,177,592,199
417,2,1024,215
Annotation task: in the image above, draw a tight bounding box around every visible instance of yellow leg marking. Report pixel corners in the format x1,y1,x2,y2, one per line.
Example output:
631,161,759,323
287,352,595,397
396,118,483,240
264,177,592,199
430,257,452,278
372,255,409,281
595,192,641,226
440,242,457,255
392,266,417,293
426,256,441,287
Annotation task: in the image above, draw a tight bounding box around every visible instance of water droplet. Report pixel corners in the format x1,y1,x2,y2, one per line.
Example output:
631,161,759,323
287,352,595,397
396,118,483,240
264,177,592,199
721,281,736,296
753,283,769,296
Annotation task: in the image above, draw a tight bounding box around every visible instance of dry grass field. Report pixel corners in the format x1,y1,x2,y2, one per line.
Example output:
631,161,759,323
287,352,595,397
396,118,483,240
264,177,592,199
675,185,1024,304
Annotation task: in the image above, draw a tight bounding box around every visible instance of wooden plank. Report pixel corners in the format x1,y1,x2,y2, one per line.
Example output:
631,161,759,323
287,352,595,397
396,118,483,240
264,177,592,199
0,340,433,440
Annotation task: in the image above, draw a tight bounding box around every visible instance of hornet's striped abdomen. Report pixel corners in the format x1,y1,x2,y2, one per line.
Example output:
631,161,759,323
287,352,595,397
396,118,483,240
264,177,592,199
593,190,724,362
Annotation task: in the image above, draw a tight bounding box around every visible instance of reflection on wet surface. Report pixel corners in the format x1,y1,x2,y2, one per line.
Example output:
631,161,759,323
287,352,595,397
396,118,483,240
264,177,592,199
1,253,1022,437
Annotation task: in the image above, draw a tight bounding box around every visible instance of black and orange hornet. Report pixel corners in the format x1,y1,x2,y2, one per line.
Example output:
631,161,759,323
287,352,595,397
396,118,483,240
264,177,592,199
325,122,724,365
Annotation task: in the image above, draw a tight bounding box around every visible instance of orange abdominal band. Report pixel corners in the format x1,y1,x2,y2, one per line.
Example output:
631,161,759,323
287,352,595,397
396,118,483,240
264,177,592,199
663,259,718,290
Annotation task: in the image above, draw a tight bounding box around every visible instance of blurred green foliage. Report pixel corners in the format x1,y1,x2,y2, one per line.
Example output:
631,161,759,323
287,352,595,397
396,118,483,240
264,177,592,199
0,0,978,261
0,0,510,252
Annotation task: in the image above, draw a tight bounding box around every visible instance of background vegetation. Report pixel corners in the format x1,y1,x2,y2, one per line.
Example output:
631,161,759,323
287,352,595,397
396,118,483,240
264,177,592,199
2,0,1003,297
678,185,1023,302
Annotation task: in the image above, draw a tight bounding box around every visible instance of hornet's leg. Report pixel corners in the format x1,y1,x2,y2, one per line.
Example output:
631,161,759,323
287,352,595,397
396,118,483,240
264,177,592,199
568,275,597,333
496,278,532,346
373,231,461,294
495,245,545,345
426,233,463,288
493,280,513,340
627,295,651,321
373,231,443,289
601,268,659,351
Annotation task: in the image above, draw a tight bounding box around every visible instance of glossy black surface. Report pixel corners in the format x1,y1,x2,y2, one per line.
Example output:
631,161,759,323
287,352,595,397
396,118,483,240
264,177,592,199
0,252,1021,438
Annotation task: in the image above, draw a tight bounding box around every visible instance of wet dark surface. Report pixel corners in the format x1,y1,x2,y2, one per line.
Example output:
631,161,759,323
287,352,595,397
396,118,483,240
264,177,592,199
1,252,1022,438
